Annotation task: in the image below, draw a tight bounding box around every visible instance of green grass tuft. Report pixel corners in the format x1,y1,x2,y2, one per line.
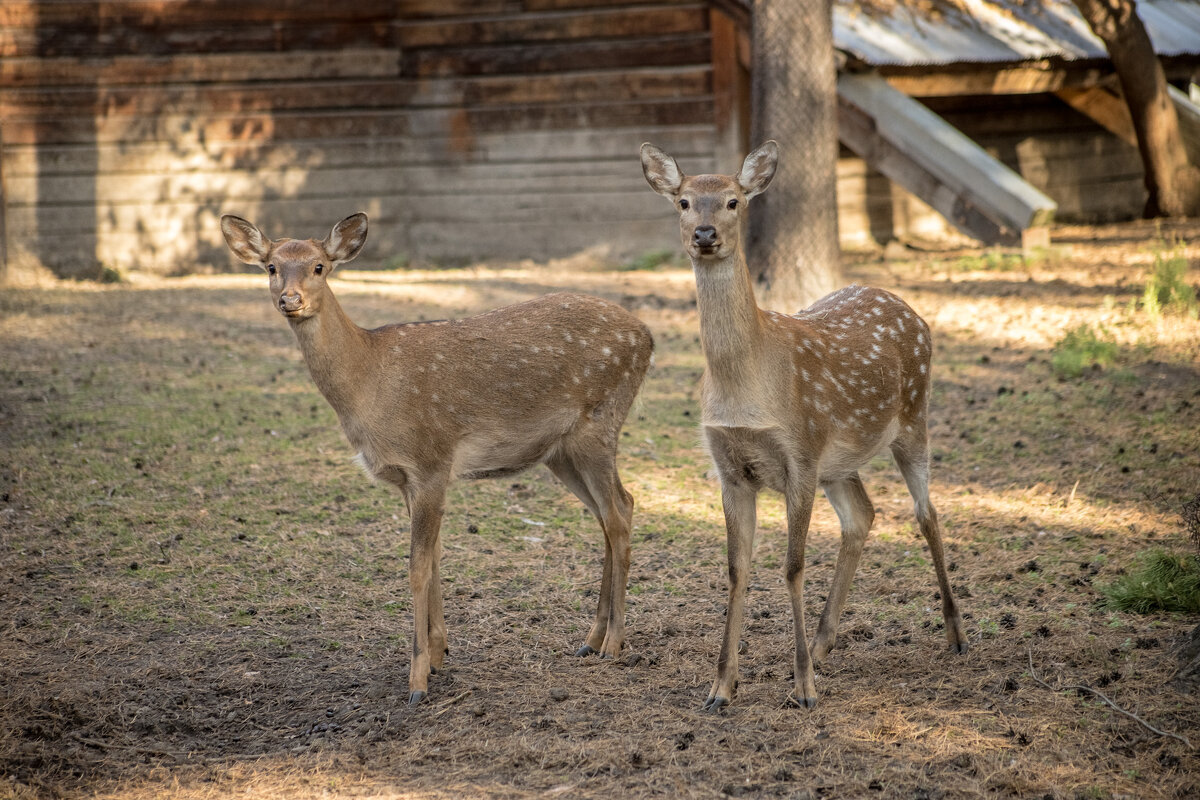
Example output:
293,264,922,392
1141,242,1198,318
1051,324,1120,379
1101,550,1200,614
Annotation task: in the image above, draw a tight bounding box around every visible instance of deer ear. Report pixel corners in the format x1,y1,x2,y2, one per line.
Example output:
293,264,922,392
736,140,779,199
640,143,684,197
221,215,272,268
324,213,368,266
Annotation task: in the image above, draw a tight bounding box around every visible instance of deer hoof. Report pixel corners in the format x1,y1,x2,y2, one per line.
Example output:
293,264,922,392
575,644,597,657
702,695,730,713
408,690,427,706
951,640,969,656
785,692,818,710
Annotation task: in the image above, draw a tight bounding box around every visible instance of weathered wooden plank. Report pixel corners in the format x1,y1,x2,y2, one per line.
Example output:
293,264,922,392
403,33,711,78
5,161,662,206
6,189,672,252
884,64,1113,98
404,66,710,109
398,0,700,17
977,132,1136,163
2,93,711,146
0,21,397,59
0,49,400,88
0,80,415,120
1055,86,1137,146
404,217,677,262
1,66,708,120
2,126,716,177
0,1,396,27
396,0,520,19
397,6,708,48
1,109,412,146
405,98,713,138
524,0,700,10
838,73,1057,244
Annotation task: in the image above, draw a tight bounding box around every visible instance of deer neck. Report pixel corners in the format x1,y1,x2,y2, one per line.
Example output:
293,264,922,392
288,291,373,415
692,249,765,388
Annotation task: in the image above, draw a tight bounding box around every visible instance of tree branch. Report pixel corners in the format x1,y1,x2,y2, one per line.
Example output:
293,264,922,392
1026,645,1192,748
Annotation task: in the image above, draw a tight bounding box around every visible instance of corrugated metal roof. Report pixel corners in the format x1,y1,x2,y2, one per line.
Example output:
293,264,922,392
833,0,1200,66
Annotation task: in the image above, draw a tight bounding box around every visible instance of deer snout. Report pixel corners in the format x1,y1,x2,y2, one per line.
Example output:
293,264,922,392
279,292,303,313
692,225,719,249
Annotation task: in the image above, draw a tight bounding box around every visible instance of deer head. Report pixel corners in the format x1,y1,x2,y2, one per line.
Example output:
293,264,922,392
221,213,368,320
640,140,779,262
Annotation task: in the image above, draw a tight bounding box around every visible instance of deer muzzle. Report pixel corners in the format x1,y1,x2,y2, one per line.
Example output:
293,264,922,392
692,225,719,251
279,292,304,314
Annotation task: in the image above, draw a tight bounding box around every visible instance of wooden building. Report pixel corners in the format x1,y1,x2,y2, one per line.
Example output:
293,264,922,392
1,1,1197,280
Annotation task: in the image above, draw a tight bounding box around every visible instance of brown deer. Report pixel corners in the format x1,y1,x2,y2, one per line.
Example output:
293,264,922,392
221,213,653,705
640,142,967,711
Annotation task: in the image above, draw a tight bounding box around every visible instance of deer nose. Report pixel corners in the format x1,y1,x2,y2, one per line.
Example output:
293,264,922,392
279,293,303,312
693,226,718,248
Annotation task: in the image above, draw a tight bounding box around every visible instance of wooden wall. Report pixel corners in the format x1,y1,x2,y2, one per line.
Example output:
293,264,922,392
0,1,1152,279
0,0,718,278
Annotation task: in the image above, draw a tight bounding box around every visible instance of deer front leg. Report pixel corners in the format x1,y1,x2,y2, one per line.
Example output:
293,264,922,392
705,479,757,712
406,480,448,706
784,477,818,709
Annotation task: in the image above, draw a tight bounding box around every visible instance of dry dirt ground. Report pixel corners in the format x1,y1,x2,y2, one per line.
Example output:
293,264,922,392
1,220,1199,799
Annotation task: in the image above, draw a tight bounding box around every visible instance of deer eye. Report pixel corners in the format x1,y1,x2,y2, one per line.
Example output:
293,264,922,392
679,198,690,211
727,199,738,210
267,264,276,275
315,264,324,275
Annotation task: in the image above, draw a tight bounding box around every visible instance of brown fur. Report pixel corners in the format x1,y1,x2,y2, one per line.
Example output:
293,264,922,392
641,142,967,711
222,213,653,704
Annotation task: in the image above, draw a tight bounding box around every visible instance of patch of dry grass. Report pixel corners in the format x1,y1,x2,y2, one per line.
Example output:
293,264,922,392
2,221,1198,799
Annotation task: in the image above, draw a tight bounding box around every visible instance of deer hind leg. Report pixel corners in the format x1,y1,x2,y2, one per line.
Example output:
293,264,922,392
403,476,450,706
811,473,875,665
547,448,633,659
890,438,969,655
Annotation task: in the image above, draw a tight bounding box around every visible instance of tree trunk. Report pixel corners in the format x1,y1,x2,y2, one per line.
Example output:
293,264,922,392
746,0,841,312
1070,0,1200,217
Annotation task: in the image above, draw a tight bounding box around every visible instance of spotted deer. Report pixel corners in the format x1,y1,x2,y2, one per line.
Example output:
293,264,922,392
640,141,968,710
221,213,653,705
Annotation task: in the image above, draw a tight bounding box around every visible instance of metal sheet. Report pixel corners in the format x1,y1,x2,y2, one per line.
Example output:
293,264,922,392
834,0,1200,66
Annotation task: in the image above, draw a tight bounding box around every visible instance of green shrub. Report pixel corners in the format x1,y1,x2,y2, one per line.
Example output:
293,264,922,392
1050,324,1119,379
623,249,678,271
1141,243,1198,318
1102,550,1200,614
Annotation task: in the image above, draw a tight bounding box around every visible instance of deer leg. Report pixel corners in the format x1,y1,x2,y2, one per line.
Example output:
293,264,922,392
891,442,968,656
811,473,875,665
405,478,448,706
428,531,447,674
546,454,610,656
553,449,633,659
705,478,757,712
783,478,819,709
